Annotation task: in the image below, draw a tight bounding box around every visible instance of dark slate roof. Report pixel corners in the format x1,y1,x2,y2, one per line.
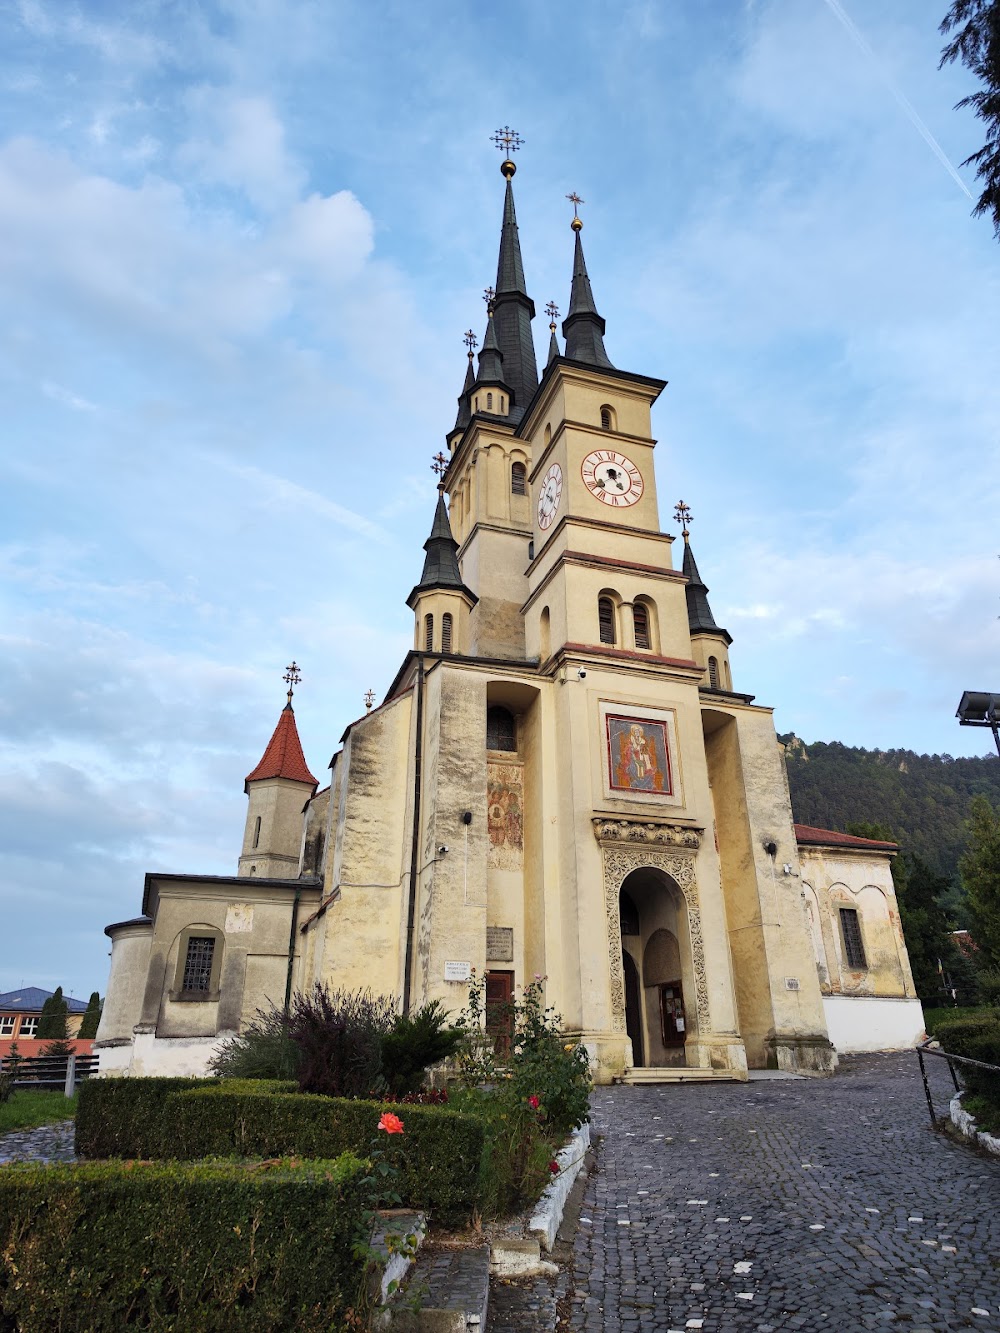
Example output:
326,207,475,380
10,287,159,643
562,228,613,368
682,539,732,644
0,987,88,1013
547,326,560,365
406,493,477,608
476,310,508,389
491,174,538,422
453,355,476,430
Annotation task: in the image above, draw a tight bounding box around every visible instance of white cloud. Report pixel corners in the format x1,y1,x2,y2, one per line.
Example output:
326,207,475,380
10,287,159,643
178,91,303,210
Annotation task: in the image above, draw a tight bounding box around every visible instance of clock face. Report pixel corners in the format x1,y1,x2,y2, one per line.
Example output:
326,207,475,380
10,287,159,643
581,449,644,508
537,462,563,531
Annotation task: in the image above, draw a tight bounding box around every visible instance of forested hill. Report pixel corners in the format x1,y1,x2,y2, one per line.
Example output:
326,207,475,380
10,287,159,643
780,735,1000,880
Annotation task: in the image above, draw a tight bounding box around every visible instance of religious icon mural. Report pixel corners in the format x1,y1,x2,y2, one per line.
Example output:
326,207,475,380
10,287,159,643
487,761,524,869
606,715,673,795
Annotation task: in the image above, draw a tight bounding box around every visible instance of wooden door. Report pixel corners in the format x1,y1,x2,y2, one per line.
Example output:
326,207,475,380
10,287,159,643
623,951,644,1067
485,970,514,1057
659,981,686,1046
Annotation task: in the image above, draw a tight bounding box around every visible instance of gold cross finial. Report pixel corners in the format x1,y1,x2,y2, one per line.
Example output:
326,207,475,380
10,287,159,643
364,688,376,713
545,300,560,330
431,451,449,481
673,501,692,540
491,125,523,178
566,192,584,231
283,661,301,704
463,329,478,358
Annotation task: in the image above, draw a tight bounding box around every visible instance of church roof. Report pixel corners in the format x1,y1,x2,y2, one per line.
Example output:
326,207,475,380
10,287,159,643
682,538,732,645
794,824,898,852
406,492,477,609
489,167,538,422
562,226,613,368
245,704,318,791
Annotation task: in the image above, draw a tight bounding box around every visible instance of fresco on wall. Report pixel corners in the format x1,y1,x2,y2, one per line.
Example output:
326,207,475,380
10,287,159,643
488,761,523,869
606,715,673,795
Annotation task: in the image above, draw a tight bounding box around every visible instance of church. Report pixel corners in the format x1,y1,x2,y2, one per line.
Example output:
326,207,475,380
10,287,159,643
95,142,925,1083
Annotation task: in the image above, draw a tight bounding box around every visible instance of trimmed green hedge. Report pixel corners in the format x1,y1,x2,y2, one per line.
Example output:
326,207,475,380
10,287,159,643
0,1155,368,1331
75,1077,296,1159
164,1088,485,1224
935,1012,1000,1106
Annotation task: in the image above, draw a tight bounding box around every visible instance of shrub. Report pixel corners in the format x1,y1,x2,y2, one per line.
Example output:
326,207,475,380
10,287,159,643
976,969,1000,1008
162,1087,485,1224
210,1004,301,1081
935,1012,1000,1106
288,984,396,1098
35,989,68,1043
75,1077,296,1159
0,1155,369,1332
380,1001,463,1096
76,991,103,1041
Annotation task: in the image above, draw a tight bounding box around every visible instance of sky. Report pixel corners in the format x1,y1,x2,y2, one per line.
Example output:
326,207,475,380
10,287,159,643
1,0,998,1001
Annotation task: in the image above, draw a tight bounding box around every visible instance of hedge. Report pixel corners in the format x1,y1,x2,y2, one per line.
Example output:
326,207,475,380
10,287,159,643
74,1077,296,1160
0,1155,368,1332
163,1087,485,1224
935,1012,1000,1106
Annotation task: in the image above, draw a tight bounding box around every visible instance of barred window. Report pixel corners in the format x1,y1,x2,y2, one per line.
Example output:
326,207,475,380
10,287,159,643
633,603,650,650
182,936,216,993
511,462,527,495
600,405,615,431
424,614,434,651
599,597,616,645
441,612,453,653
486,705,516,752
840,909,867,970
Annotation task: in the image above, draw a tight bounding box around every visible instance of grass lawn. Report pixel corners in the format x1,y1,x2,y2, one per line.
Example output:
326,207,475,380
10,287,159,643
0,1090,77,1135
921,1005,994,1036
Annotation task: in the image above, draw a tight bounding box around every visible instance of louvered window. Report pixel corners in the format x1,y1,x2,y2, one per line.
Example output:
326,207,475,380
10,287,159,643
511,462,527,495
424,614,434,651
601,406,613,430
252,815,261,849
486,706,516,752
708,656,720,688
441,613,453,653
633,603,650,650
599,597,616,645
840,909,867,969
182,937,216,993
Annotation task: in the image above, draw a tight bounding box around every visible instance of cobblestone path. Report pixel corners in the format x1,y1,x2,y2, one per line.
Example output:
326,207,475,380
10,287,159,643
0,1119,75,1164
563,1054,999,1332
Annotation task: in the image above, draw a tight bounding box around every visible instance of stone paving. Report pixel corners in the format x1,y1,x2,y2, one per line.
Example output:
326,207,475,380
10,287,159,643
489,1053,1000,1333
0,1119,75,1164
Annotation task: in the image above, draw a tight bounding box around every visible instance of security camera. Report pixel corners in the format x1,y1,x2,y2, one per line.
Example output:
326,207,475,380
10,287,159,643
438,845,449,855
461,811,473,825
764,839,777,857
577,667,587,680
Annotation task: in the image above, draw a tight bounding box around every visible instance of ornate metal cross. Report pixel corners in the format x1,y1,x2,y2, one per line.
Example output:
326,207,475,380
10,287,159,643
566,191,584,219
431,451,449,479
673,501,692,538
364,688,376,713
283,661,301,703
483,286,495,311
463,329,478,357
545,300,560,329
491,126,523,156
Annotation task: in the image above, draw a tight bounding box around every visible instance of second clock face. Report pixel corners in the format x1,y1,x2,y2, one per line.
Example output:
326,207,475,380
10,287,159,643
581,449,644,508
537,462,563,530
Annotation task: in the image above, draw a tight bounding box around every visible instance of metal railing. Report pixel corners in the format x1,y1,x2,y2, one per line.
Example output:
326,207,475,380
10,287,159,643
0,1053,98,1097
916,1037,1000,1126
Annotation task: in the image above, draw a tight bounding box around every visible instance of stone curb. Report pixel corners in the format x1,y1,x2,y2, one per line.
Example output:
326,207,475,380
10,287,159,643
527,1121,591,1252
949,1092,1000,1157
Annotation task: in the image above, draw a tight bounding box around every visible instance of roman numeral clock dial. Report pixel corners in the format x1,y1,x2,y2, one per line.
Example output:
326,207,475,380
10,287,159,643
581,449,644,508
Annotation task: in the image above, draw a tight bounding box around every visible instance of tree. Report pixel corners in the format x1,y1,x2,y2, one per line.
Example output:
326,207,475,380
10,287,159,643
940,0,1000,237
960,794,1000,969
77,992,103,1040
35,987,68,1042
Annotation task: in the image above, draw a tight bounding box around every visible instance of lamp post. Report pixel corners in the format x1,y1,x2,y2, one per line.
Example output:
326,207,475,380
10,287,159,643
955,691,1000,758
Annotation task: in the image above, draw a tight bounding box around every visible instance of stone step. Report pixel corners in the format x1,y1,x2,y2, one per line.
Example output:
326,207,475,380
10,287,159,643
382,1243,490,1331
617,1066,747,1085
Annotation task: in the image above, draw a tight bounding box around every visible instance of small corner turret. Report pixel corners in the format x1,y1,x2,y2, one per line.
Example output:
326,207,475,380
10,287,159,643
674,502,735,692
239,662,319,879
406,477,477,655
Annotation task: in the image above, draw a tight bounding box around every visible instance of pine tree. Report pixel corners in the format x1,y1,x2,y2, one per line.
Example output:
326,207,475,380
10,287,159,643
35,987,68,1042
77,992,102,1040
960,794,1000,969
940,0,1000,238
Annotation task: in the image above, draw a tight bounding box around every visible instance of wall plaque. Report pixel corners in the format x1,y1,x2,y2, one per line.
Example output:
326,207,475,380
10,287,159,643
486,926,514,962
225,904,254,933
444,961,472,982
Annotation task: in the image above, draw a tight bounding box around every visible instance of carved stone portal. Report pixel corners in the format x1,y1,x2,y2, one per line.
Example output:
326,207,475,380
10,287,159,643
598,840,710,1036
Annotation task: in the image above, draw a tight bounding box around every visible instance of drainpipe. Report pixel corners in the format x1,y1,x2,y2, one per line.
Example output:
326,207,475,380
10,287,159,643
402,655,425,1016
283,885,302,1021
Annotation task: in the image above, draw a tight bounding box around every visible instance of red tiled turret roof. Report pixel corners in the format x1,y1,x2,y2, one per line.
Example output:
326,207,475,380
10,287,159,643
245,704,318,792
794,823,898,851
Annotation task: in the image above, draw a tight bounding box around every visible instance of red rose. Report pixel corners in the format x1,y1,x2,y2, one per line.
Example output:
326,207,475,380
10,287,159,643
528,1095,541,1109
378,1112,405,1135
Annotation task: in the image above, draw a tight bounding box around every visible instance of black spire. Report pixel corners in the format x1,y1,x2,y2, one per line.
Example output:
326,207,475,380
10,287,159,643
562,223,613,368
454,354,476,431
476,309,507,388
491,162,538,421
406,492,477,609
682,539,731,643
547,326,560,365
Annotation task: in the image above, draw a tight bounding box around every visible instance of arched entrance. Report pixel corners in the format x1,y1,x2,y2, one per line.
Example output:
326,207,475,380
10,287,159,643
619,868,697,1068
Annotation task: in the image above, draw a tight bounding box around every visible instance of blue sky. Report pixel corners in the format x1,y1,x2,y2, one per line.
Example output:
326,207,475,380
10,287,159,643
1,0,998,1001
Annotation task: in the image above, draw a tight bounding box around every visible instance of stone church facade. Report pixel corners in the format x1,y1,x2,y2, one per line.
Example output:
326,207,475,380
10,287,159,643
95,156,924,1082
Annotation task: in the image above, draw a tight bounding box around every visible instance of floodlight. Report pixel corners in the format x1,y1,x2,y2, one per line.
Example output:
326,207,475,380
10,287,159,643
956,690,1000,756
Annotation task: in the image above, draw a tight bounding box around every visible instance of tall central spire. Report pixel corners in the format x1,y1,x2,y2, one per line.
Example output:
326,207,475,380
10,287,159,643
490,142,538,422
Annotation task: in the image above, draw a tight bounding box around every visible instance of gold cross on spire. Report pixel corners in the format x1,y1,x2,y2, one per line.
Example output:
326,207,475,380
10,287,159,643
545,300,560,330
431,451,449,482
491,126,523,179
463,329,478,358
566,192,585,231
673,501,692,540
283,661,301,704
483,286,495,312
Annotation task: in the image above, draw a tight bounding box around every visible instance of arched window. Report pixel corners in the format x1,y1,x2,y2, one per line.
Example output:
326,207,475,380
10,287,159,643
487,392,493,410
500,395,505,413
633,603,650,650
424,614,434,651
708,656,720,688
511,461,527,495
724,660,732,689
599,596,616,645
600,405,615,431
486,705,516,752
441,612,453,653
539,605,551,660
544,424,552,445
252,815,261,849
